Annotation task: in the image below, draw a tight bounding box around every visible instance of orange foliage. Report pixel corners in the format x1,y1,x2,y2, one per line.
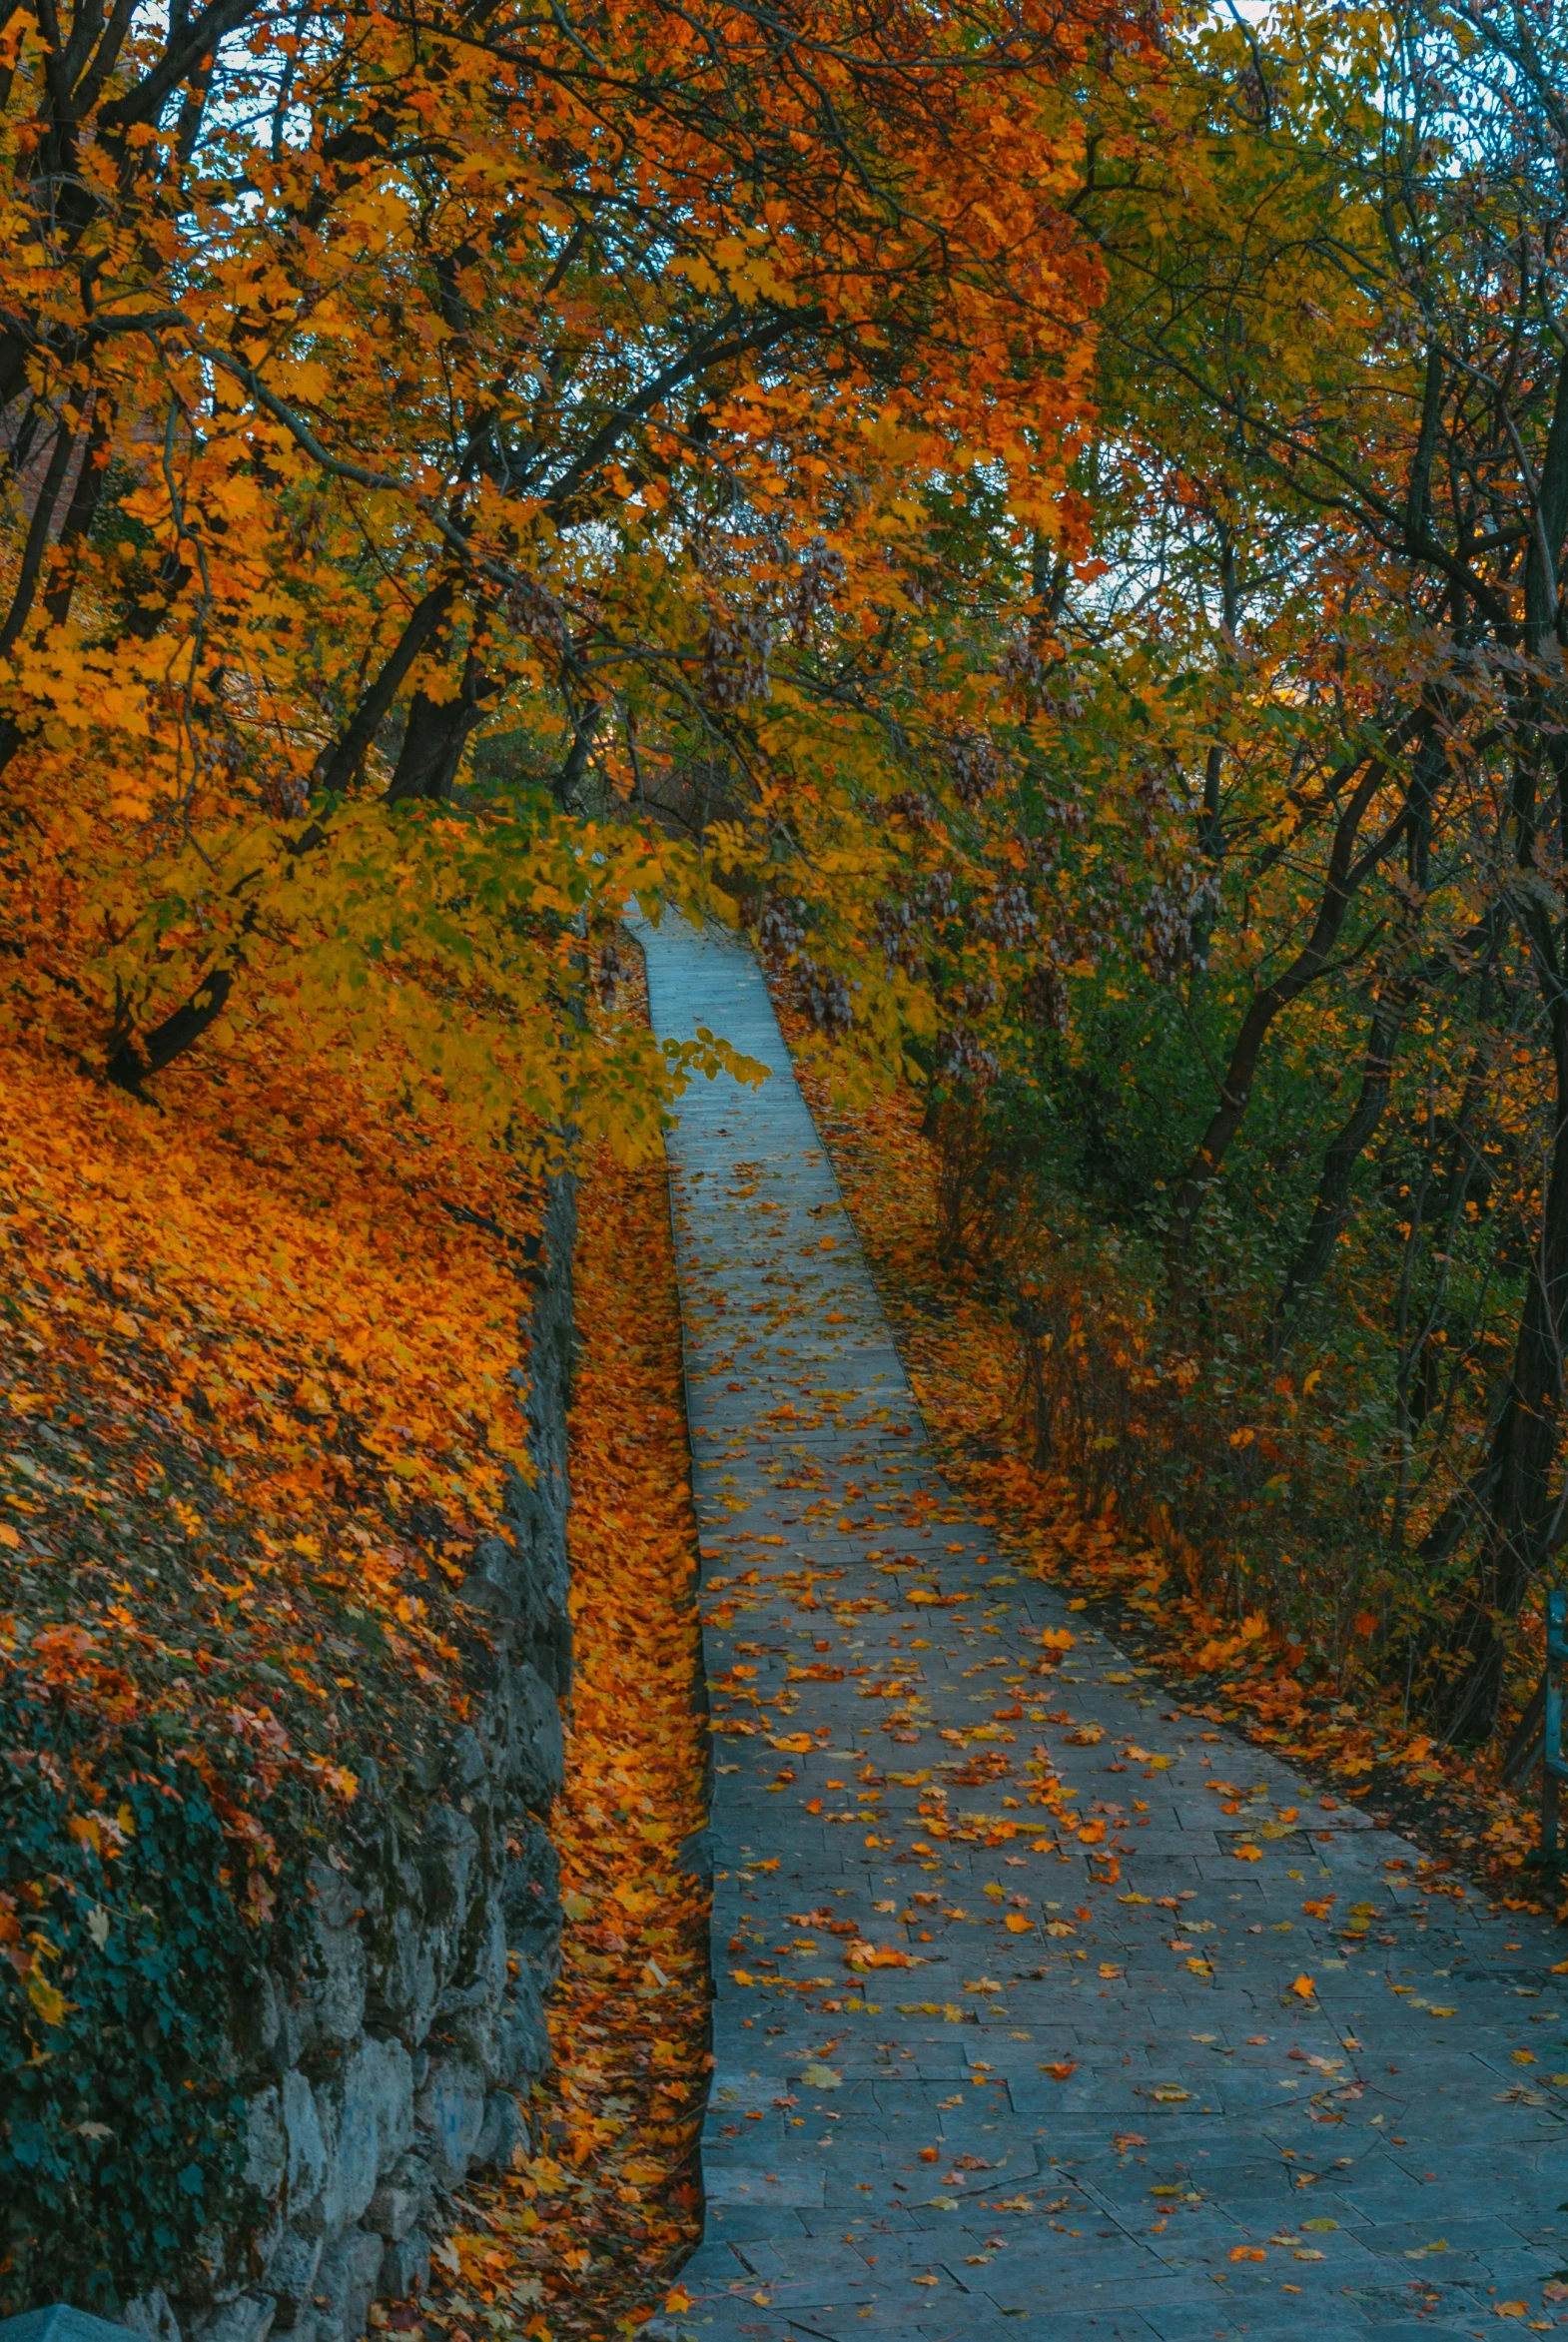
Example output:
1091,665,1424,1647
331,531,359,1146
422,1133,708,2339
0,0,1131,1154
0,1023,534,1887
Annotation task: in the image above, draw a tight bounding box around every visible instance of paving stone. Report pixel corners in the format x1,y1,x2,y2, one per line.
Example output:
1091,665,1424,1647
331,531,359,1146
637,917,1568,2342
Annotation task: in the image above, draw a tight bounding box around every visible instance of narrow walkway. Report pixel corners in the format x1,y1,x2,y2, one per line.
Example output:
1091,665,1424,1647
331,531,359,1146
637,916,1568,2342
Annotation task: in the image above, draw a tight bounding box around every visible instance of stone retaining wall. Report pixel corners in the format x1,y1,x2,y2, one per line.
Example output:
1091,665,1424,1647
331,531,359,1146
138,1175,577,2342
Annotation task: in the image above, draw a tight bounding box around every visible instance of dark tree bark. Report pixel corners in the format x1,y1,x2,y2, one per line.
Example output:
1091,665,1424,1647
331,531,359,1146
0,395,114,785
103,590,498,1094
1269,980,1411,1349
554,702,601,808
0,415,76,658
104,965,236,1094
1436,823,1568,1741
1164,739,1416,1314
1427,340,1568,1740
39,390,114,629
315,575,453,794
385,600,505,804
386,669,492,803
103,822,326,1095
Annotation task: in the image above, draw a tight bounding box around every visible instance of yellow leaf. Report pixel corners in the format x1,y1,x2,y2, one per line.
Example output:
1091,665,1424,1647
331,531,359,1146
26,1971,68,2026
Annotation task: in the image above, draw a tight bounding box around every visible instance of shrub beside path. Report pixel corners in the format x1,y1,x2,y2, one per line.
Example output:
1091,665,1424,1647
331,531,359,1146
637,916,1568,2342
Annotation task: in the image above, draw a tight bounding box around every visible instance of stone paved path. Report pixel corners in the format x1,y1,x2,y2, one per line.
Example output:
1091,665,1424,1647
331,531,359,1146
637,915,1568,2342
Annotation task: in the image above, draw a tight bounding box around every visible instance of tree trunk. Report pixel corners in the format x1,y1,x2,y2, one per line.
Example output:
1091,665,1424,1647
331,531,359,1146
104,600,497,1093
315,575,453,795
40,390,114,629
555,701,601,809
1269,980,1410,1349
386,635,496,805
104,964,236,1095
0,414,76,659
103,823,326,1096
0,398,115,789
1164,745,1408,1314
1436,917,1568,1741
1432,347,1568,1738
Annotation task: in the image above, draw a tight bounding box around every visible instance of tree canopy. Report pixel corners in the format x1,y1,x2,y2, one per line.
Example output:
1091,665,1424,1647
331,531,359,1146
11,0,1568,1752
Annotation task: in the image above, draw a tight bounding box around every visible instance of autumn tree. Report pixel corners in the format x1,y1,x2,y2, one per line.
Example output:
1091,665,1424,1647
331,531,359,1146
1008,0,1568,1736
0,0,1146,1160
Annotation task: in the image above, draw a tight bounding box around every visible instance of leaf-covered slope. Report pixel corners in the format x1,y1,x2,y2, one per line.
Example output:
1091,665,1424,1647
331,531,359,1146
0,1035,539,2308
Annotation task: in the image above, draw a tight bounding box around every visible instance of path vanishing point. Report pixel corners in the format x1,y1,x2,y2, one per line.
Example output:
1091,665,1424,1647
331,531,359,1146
636,913,1568,2342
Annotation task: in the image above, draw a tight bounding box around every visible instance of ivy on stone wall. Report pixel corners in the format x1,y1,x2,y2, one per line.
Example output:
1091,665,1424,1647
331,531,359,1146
1,1694,278,2312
